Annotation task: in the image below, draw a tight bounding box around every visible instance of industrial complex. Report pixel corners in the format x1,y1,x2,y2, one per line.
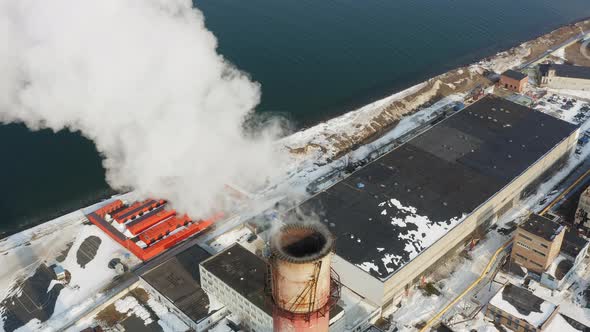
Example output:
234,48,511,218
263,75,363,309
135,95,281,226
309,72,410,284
4,28,590,332
53,94,582,332
289,95,579,310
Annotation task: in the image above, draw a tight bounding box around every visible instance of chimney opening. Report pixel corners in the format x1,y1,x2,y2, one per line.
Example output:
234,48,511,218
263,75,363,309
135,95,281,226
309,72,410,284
272,224,334,262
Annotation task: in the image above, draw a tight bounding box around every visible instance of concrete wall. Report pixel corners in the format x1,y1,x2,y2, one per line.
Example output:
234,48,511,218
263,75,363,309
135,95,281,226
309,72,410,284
541,76,590,91
331,255,385,306
200,265,274,332
376,129,578,308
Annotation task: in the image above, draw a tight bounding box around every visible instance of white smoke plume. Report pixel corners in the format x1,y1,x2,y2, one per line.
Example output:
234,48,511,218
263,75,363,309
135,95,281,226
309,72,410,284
0,0,285,217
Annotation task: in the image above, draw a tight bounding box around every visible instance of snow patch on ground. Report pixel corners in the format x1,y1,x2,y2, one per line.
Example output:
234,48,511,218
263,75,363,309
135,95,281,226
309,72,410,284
553,47,567,60
50,225,140,320
115,296,153,325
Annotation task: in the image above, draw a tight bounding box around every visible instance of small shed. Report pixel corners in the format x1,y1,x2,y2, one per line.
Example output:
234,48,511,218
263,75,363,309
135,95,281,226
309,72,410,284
53,265,66,281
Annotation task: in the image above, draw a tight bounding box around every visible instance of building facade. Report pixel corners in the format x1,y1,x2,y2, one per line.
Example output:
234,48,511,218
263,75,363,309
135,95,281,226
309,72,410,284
538,63,590,91
138,244,226,331
575,186,590,233
510,214,565,275
200,244,347,332
486,284,559,332
500,70,529,93
139,278,227,331
540,229,590,290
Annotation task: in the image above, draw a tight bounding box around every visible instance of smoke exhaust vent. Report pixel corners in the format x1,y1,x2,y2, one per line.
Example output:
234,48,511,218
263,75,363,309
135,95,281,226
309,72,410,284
269,223,339,332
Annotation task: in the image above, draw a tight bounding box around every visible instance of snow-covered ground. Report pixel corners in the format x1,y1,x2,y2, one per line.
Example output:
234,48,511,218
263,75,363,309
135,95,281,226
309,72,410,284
0,194,141,332
534,91,590,125
387,206,517,331
43,224,141,328
70,287,192,332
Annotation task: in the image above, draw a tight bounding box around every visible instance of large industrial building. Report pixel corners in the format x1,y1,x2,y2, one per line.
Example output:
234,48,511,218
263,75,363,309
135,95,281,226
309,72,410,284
289,95,579,311
538,63,590,91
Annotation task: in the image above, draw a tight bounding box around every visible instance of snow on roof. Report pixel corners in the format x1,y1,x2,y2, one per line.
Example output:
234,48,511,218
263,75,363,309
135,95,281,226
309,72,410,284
546,313,585,332
489,284,558,328
291,96,577,281
209,226,253,252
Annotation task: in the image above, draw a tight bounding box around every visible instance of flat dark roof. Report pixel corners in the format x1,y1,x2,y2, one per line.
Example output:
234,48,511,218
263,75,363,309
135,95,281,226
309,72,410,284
490,283,557,327
561,229,589,258
520,214,564,241
201,244,271,315
540,63,590,80
141,244,213,322
502,69,527,81
290,95,577,281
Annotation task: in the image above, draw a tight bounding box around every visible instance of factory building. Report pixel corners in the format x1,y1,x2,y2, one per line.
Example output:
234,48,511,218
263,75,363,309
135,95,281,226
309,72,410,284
138,245,227,331
200,243,349,332
538,63,590,91
288,95,578,311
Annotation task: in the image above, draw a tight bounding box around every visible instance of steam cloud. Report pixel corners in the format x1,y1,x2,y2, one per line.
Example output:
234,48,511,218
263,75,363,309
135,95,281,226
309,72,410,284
0,0,284,217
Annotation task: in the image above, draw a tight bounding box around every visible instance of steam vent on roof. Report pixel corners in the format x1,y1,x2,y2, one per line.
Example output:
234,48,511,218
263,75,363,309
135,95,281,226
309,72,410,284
269,223,340,332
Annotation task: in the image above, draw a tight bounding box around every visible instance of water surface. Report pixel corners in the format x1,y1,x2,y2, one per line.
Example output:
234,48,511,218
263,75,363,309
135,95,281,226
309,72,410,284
2,0,590,236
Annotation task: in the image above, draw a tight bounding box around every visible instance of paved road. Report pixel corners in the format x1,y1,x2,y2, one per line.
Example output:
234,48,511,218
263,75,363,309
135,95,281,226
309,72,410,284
519,30,589,69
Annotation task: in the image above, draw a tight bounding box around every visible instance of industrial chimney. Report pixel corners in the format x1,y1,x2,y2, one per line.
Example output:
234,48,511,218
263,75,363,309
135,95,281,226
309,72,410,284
269,223,340,332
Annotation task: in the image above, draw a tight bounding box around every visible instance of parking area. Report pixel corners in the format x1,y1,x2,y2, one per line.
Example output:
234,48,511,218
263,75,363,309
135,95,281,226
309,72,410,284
535,94,590,123
533,92,590,156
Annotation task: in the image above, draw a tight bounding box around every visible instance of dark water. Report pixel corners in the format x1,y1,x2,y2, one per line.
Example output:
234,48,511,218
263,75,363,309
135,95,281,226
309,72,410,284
2,0,590,236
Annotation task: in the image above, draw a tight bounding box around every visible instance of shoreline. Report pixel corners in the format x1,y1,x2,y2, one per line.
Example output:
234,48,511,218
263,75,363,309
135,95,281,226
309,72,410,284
2,18,590,240
282,18,590,163
293,15,590,129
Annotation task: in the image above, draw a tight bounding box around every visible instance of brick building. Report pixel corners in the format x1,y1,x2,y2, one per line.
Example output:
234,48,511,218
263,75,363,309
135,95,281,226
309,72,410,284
510,214,565,275
500,70,529,93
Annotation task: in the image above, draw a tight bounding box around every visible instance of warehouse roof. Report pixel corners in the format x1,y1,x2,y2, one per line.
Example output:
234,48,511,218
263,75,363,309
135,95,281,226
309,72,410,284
502,69,528,81
141,244,213,323
201,244,271,315
291,95,577,281
539,63,590,80
520,214,564,241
